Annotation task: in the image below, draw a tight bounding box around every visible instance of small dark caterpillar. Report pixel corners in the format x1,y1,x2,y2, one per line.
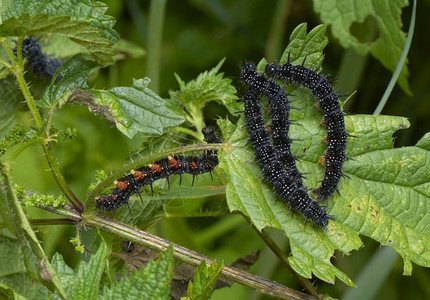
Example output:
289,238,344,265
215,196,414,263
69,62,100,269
265,60,347,201
240,68,331,228
95,127,221,212
14,37,62,79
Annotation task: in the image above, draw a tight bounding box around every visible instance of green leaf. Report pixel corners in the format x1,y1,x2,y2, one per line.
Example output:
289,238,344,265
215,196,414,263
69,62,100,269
219,117,358,286
219,107,426,285
341,130,430,275
91,78,184,138
258,23,328,74
101,245,174,300
415,132,430,151
0,237,27,277
217,23,429,285
169,58,239,128
0,282,28,300
108,193,164,228
313,0,411,94
0,76,24,139
50,252,80,298
0,114,14,141
38,54,99,108
0,0,119,64
185,260,223,300
50,253,75,285
69,241,109,300
0,236,34,298
0,163,67,298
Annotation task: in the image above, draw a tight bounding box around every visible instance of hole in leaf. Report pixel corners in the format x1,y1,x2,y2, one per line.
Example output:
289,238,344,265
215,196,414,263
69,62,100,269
350,15,380,45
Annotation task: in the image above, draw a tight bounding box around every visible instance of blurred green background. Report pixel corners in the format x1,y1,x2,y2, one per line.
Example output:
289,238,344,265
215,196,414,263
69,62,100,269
10,0,430,299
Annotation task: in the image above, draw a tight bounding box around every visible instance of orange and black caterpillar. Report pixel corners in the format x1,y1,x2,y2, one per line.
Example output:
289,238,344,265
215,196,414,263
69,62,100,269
14,37,62,79
95,127,221,212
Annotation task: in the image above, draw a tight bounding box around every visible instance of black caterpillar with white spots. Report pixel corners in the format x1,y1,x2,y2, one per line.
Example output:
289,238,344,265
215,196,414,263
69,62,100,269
95,127,221,212
14,37,62,79
240,64,331,228
265,60,347,201
241,63,302,182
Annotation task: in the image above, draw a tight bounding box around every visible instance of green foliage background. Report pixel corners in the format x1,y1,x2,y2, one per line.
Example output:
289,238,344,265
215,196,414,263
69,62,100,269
1,0,430,299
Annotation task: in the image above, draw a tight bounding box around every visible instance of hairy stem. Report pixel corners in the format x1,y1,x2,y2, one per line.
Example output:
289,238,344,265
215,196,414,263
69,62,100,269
43,204,318,300
3,38,43,129
42,143,83,211
0,163,68,298
3,39,83,212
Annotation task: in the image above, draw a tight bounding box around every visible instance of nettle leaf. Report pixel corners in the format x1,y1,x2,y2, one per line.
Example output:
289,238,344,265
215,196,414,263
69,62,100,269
258,23,328,74
0,236,32,297
0,282,28,300
0,237,27,278
91,78,184,138
219,117,359,286
218,24,430,285
219,111,428,285
0,0,118,64
342,127,430,274
0,164,67,298
314,0,411,94
38,54,99,108
39,56,178,141
69,241,109,300
101,245,174,300
50,252,78,298
185,260,223,300
169,58,239,122
109,193,164,228
0,76,23,139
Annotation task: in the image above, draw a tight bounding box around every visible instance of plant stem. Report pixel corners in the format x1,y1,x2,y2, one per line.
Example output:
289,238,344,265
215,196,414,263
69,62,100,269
3,39,83,212
172,126,203,141
29,218,76,226
186,105,205,135
43,205,317,300
42,143,83,211
147,0,167,93
265,0,291,62
0,163,67,298
10,137,47,162
3,40,43,129
373,0,416,115
252,226,320,297
338,48,368,111
93,216,317,300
